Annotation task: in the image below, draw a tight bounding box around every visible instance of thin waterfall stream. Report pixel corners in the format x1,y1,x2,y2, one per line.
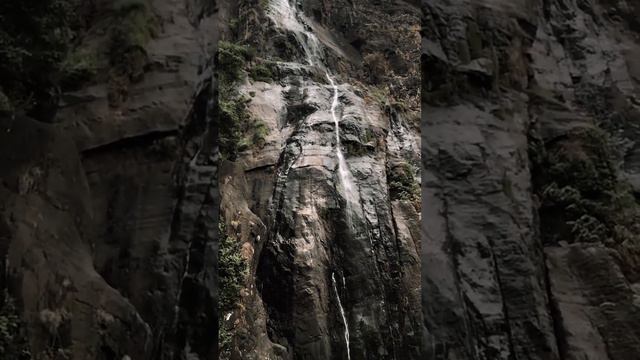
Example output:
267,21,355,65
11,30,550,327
332,272,351,360
267,0,354,358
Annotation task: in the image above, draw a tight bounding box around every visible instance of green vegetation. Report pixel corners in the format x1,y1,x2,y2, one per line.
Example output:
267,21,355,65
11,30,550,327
107,0,157,105
0,0,158,113
218,41,255,88
388,162,420,204
218,218,248,355
219,95,252,158
0,0,80,117
60,48,98,90
249,63,276,83
218,41,269,159
0,291,30,359
532,127,640,248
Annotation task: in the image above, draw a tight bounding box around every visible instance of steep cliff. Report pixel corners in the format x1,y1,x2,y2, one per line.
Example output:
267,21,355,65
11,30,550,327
1,0,423,359
423,0,640,359
217,0,421,359
1,0,221,358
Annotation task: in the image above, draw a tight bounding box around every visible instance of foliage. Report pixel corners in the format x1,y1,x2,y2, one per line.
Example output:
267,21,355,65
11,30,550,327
218,41,255,88
533,127,640,247
363,52,389,84
0,0,80,116
388,162,420,204
219,95,252,159
0,291,30,359
218,219,248,312
107,0,157,105
545,128,616,195
218,218,248,354
252,120,269,145
249,63,275,83
218,41,268,159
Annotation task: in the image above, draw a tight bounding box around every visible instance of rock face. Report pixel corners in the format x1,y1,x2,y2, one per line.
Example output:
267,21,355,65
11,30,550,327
1,0,221,358
218,0,421,359
423,0,640,359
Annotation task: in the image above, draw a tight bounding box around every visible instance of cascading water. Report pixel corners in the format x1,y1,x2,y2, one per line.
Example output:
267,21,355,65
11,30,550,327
327,74,357,205
267,0,355,358
332,272,351,360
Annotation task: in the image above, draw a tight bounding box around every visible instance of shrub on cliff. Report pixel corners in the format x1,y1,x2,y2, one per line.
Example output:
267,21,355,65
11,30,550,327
0,291,30,359
249,63,276,83
218,41,255,87
218,218,248,355
0,0,80,118
534,127,640,278
388,162,420,204
107,0,157,106
218,41,268,159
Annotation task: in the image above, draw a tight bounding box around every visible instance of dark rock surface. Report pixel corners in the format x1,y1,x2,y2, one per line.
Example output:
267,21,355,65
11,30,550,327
422,0,640,359
218,0,421,359
0,0,222,358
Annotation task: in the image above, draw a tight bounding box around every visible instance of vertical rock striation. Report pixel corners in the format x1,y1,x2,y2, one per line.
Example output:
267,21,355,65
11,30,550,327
218,0,421,359
423,0,640,359
1,0,222,358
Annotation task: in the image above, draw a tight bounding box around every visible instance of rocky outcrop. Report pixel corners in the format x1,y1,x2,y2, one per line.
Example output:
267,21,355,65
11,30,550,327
0,0,221,358
423,0,640,359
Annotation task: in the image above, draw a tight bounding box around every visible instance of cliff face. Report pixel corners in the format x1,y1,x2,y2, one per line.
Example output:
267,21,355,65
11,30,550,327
5,0,640,359
1,0,422,359
1,0,221,358
423,0,640,359
218,0,421,359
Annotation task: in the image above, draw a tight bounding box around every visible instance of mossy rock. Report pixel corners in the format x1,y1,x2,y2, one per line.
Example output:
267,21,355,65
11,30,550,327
218,41,255,86
249,63,275,83
388,162,419,202
60,49,98,90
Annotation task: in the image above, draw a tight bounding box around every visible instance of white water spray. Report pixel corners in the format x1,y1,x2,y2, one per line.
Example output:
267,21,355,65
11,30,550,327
332,272,351,360
327,74,357,204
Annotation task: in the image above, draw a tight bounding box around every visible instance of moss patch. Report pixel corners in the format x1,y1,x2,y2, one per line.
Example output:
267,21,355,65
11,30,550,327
60,48,98,90
388,162,420,205
249,63,276,83
218,41,269,159
218,41,255,88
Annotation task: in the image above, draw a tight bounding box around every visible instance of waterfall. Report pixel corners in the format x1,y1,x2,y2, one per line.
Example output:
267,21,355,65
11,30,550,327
327,74,358,205
267,0,357,204
267,1,356,358
332,272,351,360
